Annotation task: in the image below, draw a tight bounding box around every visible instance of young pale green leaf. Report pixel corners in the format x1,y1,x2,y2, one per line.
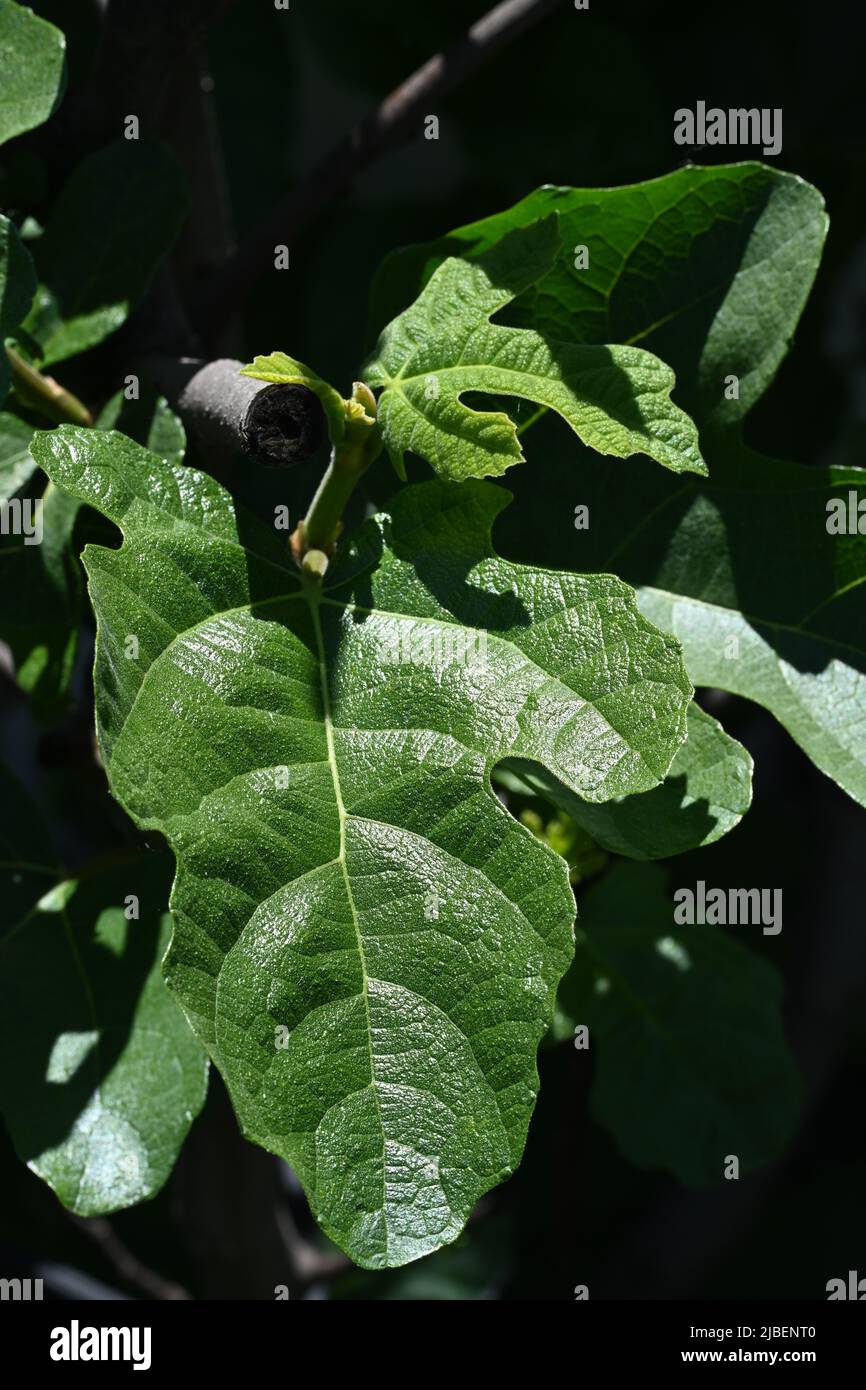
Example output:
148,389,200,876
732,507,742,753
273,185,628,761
21,139,187,365
363,218,705,482
501,702,752,860
558,863,801,1184
32,424,694,1269
496,421,866,808
0,0,66,148
241,351,348,444
0,761,208,1215
0,215,37,401
368,164,828,435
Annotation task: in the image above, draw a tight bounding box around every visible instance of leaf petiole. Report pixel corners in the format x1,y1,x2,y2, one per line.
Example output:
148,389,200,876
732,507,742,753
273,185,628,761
293,381,380,568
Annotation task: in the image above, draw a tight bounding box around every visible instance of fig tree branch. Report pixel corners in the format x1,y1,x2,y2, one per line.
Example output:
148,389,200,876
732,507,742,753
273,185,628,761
197,0,563,337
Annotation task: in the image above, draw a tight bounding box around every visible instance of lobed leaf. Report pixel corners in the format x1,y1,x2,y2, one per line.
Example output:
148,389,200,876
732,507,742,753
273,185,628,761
388,164,852,805
32,423,695,1267
364,218,705,481
368,164,828,434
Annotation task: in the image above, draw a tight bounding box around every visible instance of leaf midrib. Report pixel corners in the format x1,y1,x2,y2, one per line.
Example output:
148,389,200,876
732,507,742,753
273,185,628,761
310,592,389,1251
382,353,628,394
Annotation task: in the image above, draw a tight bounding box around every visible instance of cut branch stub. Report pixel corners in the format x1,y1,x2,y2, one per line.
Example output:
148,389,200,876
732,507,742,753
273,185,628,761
241,380,326,466
144,356,326,467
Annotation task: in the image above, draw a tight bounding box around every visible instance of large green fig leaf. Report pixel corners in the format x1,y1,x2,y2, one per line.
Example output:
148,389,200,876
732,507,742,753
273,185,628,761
557,862,801,1185
32,424,694,1268
0,0,66,149
0,760,208,1214
374,164,854,804
361,218,704,481
368,163,827,435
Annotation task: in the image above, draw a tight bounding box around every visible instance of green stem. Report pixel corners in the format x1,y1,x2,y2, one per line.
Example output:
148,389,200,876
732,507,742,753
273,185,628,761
516,403,548,437
295,381,380,571
301,443,366,553
6,345,93,427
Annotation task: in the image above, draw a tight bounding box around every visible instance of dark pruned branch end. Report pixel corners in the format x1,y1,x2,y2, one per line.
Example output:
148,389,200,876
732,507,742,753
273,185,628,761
241,381,326,466
141,355,326,467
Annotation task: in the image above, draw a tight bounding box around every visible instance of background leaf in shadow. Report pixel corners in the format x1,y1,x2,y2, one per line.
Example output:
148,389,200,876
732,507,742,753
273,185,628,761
0,760,208,1215
558,860,801,1185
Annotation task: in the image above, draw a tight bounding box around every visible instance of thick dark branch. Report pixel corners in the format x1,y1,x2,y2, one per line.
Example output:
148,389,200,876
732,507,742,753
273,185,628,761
142,356,325,467
197,0,563,336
